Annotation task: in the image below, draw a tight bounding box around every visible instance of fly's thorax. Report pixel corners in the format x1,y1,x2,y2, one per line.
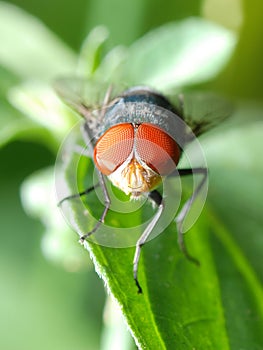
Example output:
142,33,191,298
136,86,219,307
93,122,181,197
97,98,187,146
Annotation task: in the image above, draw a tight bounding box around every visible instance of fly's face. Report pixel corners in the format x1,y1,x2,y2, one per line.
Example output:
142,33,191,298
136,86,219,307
108,158,161,198
94,122,181,197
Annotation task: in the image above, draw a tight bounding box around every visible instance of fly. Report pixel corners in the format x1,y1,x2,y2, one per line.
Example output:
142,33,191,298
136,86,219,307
55,78,232,293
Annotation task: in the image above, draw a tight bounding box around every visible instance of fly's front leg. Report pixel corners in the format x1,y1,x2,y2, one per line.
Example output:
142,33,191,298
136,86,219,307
133,190,164,294
175,167,208,264
79,170,111,242
79,123,111,243
57,184,99,207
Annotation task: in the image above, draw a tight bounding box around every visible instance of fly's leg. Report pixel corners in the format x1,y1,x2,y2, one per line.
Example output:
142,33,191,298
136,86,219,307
133,190,164,294
57,170,110,243
174,167,208,264
57,184,98,207
57,181,109,243
78,123,111,243
57,169,108,242
79,170,111,243
77,85,114,241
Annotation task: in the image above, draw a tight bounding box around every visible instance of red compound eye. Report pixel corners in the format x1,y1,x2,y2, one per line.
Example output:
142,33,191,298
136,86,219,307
94,123,134,175
136,123,180,175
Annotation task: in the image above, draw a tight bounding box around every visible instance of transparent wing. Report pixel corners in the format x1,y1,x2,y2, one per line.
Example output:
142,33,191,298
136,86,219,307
53,77,124,122
169,91,234,138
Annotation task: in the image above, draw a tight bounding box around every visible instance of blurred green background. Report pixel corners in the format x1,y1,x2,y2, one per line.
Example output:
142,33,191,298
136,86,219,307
0,0,263,349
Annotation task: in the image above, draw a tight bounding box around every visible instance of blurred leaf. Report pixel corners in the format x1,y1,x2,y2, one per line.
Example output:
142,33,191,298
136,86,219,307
85,0,147,48
117,18,237,91
0,96,57,149
215,0,263,99
0,66,20,95
92,45,128,83
20,167,90,271
78,26,110,76
202,0,243,31
86,0,203,48
8,81,77,146
0,2,79,149
201,102,263,281
0,1,76,80
101,296,136,350
0,80,77,151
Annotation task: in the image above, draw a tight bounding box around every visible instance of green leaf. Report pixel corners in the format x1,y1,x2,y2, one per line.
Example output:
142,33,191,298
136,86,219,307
56,101,263,349
0,2,76,80
117,18,237,91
